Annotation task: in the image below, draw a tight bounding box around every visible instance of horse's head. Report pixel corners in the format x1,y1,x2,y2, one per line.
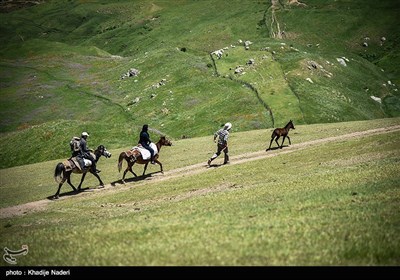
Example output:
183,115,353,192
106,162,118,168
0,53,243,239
288,120,295,130
160,136,172,146
96,145,112,158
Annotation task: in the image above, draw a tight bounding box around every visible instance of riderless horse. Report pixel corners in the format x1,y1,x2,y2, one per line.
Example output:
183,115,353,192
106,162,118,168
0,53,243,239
53,145,111,199
118,136,172,182
266,120,295,151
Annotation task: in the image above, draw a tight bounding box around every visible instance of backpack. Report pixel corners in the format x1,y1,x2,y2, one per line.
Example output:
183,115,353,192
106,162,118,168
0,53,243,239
70,137,81,152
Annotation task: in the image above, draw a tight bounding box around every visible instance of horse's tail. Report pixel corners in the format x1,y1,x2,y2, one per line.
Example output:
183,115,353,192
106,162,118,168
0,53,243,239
118,152,126,173
54,162,65,183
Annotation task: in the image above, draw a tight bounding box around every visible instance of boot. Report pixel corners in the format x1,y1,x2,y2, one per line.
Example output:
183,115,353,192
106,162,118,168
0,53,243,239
224,154,230,165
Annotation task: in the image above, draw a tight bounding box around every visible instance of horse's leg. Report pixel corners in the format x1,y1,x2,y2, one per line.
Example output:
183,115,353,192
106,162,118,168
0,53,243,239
129,166,137,177
67,177,77,192
155,160,163,174
66,174,77,192
90,171,105,188
287,135,291,145
267,137,274,151
123,166,129,182
280,136,286,149
142,162,149,176
54,179,66,199
77,172,87,191
129,165,138,177
275,135,280,148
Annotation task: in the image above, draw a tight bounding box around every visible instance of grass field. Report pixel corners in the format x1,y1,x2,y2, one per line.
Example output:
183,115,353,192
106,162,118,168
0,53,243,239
1,118,399,265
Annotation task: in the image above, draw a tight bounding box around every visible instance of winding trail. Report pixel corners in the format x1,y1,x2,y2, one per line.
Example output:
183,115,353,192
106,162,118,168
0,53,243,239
1,124,400,219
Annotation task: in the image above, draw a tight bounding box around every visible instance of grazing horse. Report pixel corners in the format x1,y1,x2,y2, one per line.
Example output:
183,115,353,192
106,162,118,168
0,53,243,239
118,136,172,182
53,145,111,199
266,120,295,151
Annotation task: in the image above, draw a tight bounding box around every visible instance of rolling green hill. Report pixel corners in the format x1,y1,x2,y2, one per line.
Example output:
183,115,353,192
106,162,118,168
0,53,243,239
0,0,399,168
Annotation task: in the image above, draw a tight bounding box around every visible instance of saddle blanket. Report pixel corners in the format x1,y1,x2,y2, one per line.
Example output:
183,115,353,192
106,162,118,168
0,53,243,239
68,153,96,171
131,143,158,160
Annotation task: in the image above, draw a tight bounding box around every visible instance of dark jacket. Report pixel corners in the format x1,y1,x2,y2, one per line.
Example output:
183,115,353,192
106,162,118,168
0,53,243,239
79,138,91,156
139,131,151,145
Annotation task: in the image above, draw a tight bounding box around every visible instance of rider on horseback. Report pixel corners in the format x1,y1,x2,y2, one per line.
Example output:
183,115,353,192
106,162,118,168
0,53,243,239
138,124,156,164
70,136,85,171
80,132,101,173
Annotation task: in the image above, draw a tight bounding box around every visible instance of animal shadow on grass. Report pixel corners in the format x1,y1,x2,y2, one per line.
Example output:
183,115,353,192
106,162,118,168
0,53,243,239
46,187,90,200
207,163,225,168
266,145,289,151
111,171,163,187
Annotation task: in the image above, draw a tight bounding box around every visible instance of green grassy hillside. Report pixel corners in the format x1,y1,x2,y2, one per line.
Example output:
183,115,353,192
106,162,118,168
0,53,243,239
0,0,399,168
1,118,399,265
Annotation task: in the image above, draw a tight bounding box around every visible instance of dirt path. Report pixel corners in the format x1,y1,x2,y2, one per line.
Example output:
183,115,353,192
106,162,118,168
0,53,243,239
1,125,400,219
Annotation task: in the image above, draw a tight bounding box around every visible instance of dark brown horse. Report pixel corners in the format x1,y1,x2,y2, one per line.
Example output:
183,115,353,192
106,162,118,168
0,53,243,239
53,145,111,199
266,120,295,151
118,136,172,182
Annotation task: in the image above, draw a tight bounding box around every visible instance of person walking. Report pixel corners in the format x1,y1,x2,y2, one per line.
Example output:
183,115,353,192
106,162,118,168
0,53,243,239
208,122,232,166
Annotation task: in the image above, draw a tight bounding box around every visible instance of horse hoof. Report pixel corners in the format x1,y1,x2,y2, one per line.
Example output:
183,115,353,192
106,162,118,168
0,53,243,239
53,195,59,200
98,185,105,189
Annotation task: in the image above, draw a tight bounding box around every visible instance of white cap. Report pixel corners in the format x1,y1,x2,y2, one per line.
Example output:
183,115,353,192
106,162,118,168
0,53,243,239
81,132,89,137
224,122,232,130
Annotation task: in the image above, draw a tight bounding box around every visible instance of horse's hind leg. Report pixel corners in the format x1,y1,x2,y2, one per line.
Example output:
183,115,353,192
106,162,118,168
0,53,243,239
54,179,66,199
142,162,149,176
77,173,87,190
66,176,77,192
266,137,274,151
275,136,281,148
280,136,286,149
122,167,129,182
129,164,138,177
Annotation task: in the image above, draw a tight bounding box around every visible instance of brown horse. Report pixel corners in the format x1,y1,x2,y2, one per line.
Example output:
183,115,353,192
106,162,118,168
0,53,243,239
118,136,172,182
53,145,112,199
266,120,295,151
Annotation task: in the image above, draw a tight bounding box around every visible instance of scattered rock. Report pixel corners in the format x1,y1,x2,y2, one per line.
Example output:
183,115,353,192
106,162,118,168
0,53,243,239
336,58,347,66
121,68,140,79
370,96,381,103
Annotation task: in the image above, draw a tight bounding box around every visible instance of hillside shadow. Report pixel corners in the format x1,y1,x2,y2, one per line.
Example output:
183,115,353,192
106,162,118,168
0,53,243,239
110,171,163,186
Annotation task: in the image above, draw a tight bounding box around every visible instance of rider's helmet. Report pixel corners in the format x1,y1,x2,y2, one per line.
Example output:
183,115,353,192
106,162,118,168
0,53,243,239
81,132,89,137
224,122,232,131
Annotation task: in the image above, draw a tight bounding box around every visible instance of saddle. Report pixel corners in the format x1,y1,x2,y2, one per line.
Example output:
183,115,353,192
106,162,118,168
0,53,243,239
131,143,158,160
67,152,96,171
